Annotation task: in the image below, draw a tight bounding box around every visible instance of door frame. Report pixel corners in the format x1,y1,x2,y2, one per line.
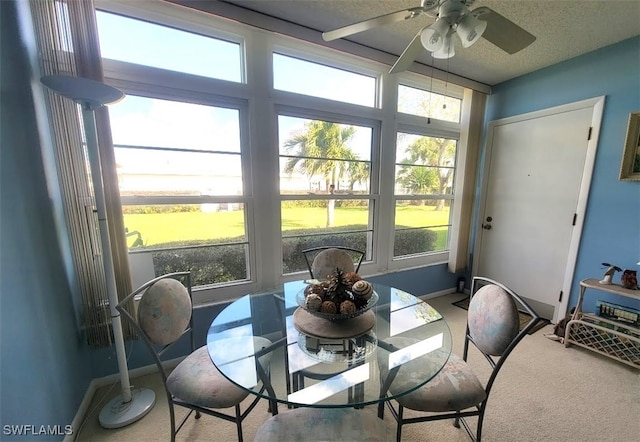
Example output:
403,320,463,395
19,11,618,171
473,96,605,323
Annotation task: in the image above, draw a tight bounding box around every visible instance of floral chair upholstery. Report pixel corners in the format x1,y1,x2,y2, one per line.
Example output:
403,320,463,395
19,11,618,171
377,276,540,442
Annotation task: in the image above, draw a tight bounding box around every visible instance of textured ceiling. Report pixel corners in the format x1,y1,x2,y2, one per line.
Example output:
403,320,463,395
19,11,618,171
217,0,640,86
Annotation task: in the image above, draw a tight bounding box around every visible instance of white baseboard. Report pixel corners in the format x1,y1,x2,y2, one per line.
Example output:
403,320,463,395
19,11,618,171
66,357,182,441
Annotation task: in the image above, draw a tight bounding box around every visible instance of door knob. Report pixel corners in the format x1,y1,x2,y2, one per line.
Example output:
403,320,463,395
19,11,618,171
482,224,492,230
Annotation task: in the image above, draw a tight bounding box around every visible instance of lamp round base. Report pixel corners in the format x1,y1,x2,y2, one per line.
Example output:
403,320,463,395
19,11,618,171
98,388,156,429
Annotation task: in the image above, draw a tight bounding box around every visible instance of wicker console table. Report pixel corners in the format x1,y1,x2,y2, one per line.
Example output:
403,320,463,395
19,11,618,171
565,278,640,368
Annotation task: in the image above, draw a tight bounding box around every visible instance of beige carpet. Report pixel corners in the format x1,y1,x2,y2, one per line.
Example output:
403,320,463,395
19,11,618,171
75,295,640,442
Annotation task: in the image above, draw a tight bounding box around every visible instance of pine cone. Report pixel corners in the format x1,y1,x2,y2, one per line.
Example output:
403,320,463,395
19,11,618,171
352,296,368,309
326,268,348,301
343,271,362,288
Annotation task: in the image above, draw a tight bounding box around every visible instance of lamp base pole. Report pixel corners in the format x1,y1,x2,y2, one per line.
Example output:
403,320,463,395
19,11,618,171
98,387,156,429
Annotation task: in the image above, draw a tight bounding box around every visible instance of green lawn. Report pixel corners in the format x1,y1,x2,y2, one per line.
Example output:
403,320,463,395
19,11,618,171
124,205,450,247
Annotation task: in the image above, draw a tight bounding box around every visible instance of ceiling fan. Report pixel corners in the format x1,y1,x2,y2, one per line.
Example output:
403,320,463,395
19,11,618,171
322,0,536,74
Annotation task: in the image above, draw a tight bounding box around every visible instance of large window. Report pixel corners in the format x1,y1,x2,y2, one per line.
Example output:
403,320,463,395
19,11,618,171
107,95,250,288
394,132,457,258
278,114,375,274
95,1,472,301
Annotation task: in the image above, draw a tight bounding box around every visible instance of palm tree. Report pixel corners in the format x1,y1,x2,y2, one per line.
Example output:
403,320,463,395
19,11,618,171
346,160,369,191
398,166,438,195
283,121,361,226
283,121,358,191
397,136,456,210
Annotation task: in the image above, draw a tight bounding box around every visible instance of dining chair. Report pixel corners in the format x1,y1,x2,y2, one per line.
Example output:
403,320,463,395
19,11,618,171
377,276,541,442
116,272,272,442
302,246,365,280
254,407,394,441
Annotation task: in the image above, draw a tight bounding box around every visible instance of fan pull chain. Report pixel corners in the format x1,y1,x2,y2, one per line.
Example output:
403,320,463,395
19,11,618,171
443,54,450,110
428,55,435,124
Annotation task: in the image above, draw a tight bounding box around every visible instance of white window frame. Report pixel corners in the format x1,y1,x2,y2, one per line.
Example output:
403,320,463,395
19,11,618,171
95,0,474,304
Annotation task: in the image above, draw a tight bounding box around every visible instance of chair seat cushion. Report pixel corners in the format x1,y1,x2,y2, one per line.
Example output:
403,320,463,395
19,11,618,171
167,346,251,409
254,408,394,442
394,352,487,412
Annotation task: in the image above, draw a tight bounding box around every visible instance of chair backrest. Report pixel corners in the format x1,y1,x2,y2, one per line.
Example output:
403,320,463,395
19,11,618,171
467,283,520,356
302,246,365,280
137,277,192,347
464,276,541,389
117,272,194,366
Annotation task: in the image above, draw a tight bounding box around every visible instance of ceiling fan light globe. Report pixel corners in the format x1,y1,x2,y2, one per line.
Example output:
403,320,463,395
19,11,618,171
456,14,487,48
420,27,443,51
420,18,450,52
432,32,455,59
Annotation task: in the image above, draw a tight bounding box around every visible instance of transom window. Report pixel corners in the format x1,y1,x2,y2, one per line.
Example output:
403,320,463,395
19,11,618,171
398,84,461,123
273,53,376,107
96,10,243,82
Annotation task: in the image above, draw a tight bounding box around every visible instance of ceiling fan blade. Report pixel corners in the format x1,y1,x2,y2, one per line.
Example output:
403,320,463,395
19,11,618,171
389,31,425,74
323,7,423,41
472,6,536,54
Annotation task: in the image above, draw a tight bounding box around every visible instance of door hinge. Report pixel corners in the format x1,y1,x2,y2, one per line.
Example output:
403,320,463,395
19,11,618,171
587,127,592,140
558,290,563,302
572,213,577,225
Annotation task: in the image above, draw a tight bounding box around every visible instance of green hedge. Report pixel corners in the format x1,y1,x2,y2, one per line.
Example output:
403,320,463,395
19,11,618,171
281,226,368,274
393,228,438,257
149,226,437,286
152,243,247,287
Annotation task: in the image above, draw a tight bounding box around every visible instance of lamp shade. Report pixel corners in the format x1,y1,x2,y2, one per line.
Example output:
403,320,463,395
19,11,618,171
456,13,487,48
41,75,124,107
432,31,455,59
420,19,451,52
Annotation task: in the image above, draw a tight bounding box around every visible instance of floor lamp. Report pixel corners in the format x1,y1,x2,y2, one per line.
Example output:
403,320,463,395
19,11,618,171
41,75,155,429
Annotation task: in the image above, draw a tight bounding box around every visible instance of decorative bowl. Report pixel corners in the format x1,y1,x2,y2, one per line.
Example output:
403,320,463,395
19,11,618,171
296,289,379,321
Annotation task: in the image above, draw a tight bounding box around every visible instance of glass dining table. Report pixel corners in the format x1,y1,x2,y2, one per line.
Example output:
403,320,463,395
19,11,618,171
206,280,452,411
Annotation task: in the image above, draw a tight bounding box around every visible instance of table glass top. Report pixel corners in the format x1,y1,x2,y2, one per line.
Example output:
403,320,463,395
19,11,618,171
207,280,452,408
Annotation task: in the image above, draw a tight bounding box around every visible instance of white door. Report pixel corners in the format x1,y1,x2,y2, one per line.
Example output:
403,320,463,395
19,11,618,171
474,97,604,322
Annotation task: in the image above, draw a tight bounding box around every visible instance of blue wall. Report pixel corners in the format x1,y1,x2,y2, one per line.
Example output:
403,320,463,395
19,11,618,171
484,36,640,313
1,0,93,438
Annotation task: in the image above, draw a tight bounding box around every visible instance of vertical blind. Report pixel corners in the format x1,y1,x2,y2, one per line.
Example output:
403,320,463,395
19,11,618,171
30,0,133,346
